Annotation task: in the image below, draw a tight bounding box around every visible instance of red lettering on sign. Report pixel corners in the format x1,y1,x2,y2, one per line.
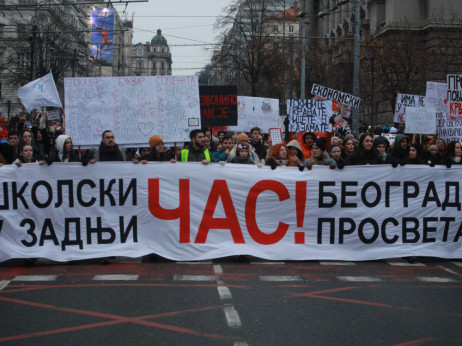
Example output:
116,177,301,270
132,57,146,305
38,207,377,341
195,180,245,243
148,179,191,243
245,180,290,245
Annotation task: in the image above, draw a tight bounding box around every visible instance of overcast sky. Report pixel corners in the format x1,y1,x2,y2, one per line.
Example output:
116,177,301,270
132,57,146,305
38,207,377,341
114,0,231,76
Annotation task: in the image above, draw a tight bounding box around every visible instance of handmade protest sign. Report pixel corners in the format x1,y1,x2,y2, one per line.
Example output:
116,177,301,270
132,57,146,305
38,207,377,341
311,84,360,108
227,96,280,133
64,76,201,146
426,81,462,143
404,107,436,134
199,85,237,128
0,163,461,262
447,74,462,121
269,128,283,145
287,99,333,132
394,93,426,123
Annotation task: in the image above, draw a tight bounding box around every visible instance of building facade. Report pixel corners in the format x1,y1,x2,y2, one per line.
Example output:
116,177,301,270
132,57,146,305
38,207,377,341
127,29,172,77
302,0,462,124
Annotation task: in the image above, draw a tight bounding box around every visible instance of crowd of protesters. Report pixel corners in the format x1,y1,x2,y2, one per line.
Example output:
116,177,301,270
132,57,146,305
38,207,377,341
0,112,461,171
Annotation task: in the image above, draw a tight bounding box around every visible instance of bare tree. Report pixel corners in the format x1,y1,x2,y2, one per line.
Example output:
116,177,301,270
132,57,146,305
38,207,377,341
215,0,287,97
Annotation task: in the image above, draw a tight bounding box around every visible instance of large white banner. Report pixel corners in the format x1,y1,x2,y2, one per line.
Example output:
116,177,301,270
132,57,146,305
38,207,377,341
227,96,280,133
64,76,201,147
0,163,461,262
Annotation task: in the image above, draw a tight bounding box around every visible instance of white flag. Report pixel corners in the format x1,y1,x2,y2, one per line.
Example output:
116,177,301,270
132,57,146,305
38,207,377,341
18,72,63,112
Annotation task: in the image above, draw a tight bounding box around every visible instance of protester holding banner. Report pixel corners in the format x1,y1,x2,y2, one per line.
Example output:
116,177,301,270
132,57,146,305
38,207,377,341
341,136,356,159
385,134,409,166
32,128,52,159
304,137,336,168
442,141,462,166
95,130,126,162
373,136,390,163
7,131,20,161
0,140,12,165
405,143,424,165
228,132,260,165
47,135,81,163
286,140,305,167
344,133,382,166
213,134,234,162
427,142,442,165
297,132,317,160
180,129,214,164
265,143,291,168
137,135,176,163
14,144,46,166
230,144,254,164
328,144,343,167
19,129,46,162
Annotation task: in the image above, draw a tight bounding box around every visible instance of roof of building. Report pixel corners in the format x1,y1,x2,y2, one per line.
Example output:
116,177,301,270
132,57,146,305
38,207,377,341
151,29,167,45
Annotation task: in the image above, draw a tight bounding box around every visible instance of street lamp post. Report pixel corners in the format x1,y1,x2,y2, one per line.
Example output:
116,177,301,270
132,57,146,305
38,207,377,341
352,0,361,135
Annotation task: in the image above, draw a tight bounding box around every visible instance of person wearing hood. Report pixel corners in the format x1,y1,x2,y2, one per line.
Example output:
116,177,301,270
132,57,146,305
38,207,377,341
386,134,409,165
304,137,336,168
373,136,389,163
48,135,80,163
405,143,424,165
344,133,382,165
95,130,126,162
286,139,305,167
297,132,317,160
426,142,442,165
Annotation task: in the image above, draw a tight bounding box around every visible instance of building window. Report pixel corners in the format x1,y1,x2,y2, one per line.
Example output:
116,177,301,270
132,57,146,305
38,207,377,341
162,47,164,52
161,62,164,69
152,47,156,52
0,82,2,99
288,25,294,33
138,60,142,69
273,24,278,34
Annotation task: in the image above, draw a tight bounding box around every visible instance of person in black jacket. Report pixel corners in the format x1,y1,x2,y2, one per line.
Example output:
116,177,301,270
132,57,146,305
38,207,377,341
344,133,382,165
385,134,409,165
138,135,176,163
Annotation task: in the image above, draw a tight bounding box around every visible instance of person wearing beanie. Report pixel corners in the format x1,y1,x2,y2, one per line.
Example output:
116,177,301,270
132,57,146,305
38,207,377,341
385,134,409,165
227,132,260,164
136,134,175,163
344,133,382,165
230,144,254,164
304,137,336,167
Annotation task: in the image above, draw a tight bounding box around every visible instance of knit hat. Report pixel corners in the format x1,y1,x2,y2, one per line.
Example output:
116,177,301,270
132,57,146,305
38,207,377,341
149,135,163,149
313,137,327,151
302,132,317,142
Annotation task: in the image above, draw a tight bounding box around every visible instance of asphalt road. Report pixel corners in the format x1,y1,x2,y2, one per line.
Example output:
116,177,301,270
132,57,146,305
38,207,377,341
0,256,461,345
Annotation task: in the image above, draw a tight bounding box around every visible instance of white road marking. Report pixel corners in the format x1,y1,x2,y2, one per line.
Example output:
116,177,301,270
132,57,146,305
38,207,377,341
259,276,303,282
451,261,462,268
416,277,456,283
217,286,232,300
337,276,383,282
13,275,58,282
386,259,425,266
234,342,249,346
177,261,213,264
437,266,460,276
0,280,10,290
319,261,356,266
224,305,242,328
92,274,139,281
249,261,285,265
173,275,217,281
213,265,223,274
